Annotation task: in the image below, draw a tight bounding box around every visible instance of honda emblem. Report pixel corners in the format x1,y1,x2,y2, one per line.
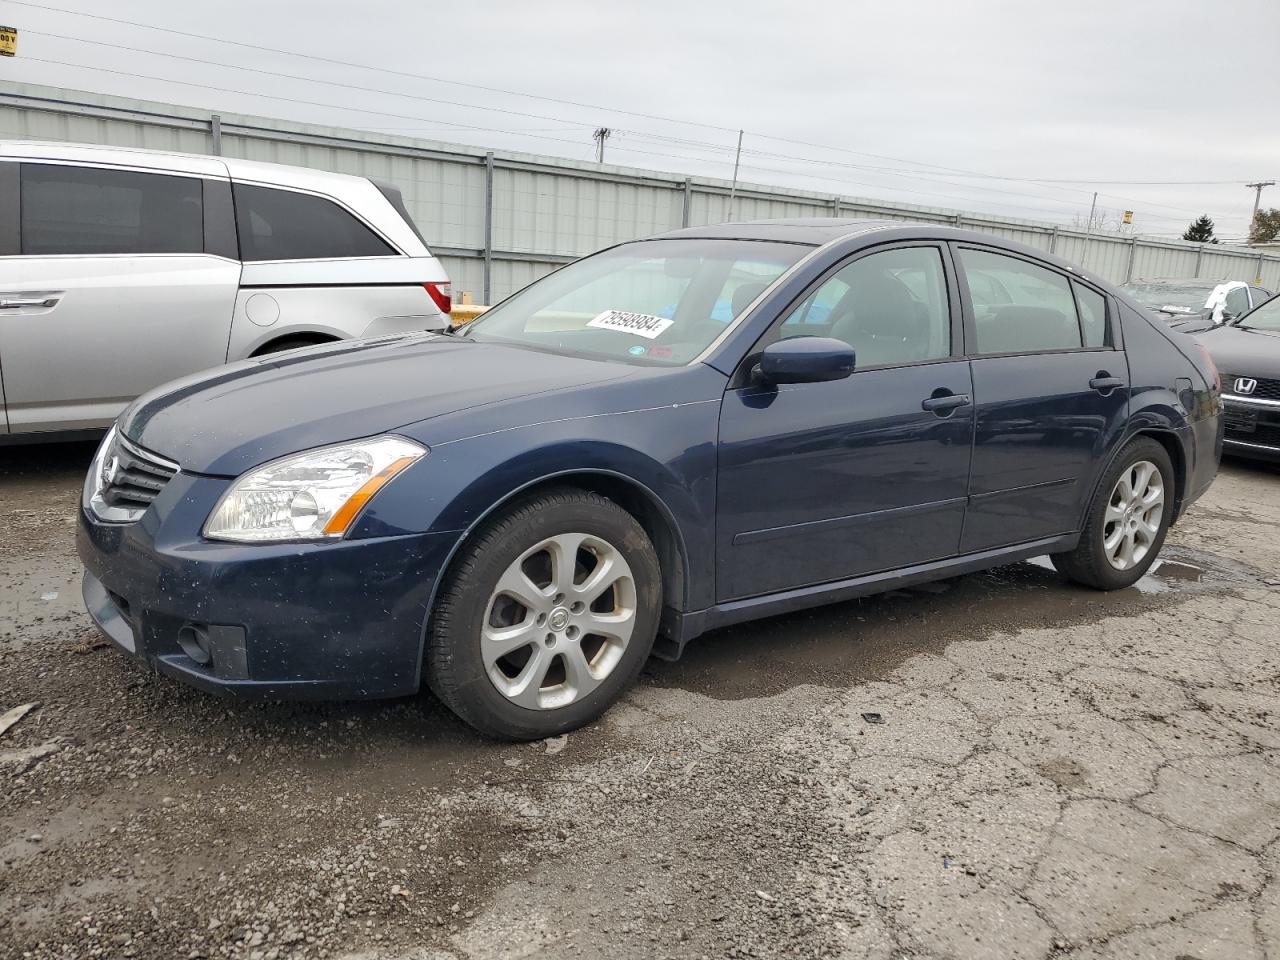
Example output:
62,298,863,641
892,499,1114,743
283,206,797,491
1234,377,1258,395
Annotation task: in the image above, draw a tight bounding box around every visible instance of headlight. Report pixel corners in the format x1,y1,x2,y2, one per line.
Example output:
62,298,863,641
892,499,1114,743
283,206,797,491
204,436,426,543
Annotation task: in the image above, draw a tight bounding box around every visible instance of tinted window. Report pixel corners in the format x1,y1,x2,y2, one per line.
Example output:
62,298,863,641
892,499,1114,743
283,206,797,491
1072,282,1109,348
780,247,951,368
21,164,203,256
961,249,1082,354
1251,287,1274,307
1224,286,1250,319
234,184,395,261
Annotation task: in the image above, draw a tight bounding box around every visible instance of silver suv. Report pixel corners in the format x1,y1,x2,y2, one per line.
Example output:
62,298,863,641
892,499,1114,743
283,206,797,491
0,142,451,438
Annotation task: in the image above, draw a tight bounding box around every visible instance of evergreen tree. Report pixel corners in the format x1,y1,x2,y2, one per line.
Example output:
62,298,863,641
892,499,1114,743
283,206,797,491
1182,215,1217,243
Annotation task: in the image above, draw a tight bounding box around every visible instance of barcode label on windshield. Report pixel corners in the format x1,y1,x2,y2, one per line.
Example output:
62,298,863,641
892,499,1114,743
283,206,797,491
586,310,674,340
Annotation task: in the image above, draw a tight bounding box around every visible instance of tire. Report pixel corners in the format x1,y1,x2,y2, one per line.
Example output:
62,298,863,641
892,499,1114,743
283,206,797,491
1051,437,1175,590
426,488,662,740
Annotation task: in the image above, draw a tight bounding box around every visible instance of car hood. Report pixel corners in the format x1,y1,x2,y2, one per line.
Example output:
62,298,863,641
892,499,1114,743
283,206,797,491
1198,323,1280,379
120,334,635,476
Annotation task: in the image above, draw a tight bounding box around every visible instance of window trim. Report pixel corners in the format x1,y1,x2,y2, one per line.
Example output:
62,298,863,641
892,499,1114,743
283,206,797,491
230,180,403,262
729,239,964,388
951,242,1121,358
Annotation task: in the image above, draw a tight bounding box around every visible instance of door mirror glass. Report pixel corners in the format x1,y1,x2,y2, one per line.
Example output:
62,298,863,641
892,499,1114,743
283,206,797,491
757,337,855,385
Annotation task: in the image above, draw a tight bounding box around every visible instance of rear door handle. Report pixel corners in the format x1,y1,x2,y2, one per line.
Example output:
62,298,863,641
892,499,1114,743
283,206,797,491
1089,376,1124,393
921,393,971,414
0,296,60,309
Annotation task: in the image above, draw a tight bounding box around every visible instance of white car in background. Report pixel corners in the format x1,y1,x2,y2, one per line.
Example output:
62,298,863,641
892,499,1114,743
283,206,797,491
0,141,451,439
1119,277,1273,332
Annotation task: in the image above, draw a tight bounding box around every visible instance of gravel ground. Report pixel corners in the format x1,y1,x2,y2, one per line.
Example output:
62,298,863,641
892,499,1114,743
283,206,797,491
2,443,1279,960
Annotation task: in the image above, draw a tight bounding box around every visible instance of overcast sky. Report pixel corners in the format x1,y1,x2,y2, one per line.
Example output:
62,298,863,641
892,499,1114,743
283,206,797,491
3,0,1278,240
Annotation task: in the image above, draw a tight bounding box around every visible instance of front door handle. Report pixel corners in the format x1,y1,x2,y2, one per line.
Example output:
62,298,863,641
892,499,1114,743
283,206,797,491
921,392,971,414
1089,375,1124,394
0,296,60,309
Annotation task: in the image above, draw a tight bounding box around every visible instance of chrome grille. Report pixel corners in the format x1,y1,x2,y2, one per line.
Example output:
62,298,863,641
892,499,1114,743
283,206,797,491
1225,375,1280,402
88,428,180,522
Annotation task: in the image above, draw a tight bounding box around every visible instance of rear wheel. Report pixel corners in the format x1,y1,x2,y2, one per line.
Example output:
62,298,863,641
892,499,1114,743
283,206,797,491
426,488,661,740
1051,437,1174,589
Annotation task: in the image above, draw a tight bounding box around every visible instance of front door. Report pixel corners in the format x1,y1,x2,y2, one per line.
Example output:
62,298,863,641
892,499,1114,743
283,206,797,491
716,244,974,601
0,162,239,433
954,245,1130,552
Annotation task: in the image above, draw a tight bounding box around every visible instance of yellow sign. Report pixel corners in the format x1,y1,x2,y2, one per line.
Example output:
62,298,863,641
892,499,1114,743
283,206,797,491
1122,210,1133,225
0,26,16,57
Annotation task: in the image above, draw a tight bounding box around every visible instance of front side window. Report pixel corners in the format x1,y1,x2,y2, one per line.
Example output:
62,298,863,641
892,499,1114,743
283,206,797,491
233,184,396,261
778,246,952,368
464,239,806,366
961,249,1082,354
21,163,203,256
1223,285,1250,319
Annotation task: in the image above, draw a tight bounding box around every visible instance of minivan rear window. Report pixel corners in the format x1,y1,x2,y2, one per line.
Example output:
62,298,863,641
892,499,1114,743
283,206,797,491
21,163,204,256
233,184,396,261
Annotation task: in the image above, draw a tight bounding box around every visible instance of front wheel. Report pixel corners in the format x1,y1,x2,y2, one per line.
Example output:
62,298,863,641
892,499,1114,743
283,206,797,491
1051,437,1174,590
426,488,662,740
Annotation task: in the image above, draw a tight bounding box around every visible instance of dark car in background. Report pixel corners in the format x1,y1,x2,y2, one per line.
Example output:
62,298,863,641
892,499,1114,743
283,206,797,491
78,219,1222,740
1198,294,1280,461
1120,277,1272,333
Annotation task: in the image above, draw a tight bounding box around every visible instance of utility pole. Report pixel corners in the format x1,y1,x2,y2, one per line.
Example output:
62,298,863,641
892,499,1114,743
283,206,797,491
1246,180,1275,242
726,129,743,221
592,127,611,164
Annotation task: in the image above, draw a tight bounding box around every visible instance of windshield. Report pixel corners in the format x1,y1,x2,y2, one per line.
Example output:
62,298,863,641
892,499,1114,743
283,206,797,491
1120,281,1214,313
463,239,808,365
1239,295,1280,331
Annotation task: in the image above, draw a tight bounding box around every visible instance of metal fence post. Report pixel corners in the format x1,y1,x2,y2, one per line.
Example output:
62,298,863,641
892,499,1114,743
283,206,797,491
210,114,222,155
483,152,494,304
1050,227,1059,255
1125,236,1138,281
682,178,692,228
831,196,841,217
1258,251,1266,284
954,213,963,227
1194,243,1205,278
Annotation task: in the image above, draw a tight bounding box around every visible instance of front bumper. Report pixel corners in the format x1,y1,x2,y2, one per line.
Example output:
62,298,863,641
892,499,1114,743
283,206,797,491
1221,395,1280,462
77,471,459,700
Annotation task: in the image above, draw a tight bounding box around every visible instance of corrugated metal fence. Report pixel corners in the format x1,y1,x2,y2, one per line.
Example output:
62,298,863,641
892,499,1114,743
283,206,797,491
4,82,1279,301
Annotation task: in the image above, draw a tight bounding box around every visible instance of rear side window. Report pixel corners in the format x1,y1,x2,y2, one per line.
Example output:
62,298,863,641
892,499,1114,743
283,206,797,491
21,163,203,256
1072,281,1110,348
1224,285,1250,319
233,184,395,261
960,248,1082,354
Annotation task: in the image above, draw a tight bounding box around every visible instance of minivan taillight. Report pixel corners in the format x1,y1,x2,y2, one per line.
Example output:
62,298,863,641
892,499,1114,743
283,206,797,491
424,282,452,315
1194,342,1221,392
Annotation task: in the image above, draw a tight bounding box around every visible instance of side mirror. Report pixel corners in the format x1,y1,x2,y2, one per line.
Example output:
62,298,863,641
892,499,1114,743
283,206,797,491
756,337,855,385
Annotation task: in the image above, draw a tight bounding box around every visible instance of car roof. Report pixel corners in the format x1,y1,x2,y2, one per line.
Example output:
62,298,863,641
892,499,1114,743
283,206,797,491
649,217,1112,286
1125,277,1227,287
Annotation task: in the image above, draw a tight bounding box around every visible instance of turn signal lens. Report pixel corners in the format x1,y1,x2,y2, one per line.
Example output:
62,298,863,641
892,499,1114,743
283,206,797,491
424,281,452,315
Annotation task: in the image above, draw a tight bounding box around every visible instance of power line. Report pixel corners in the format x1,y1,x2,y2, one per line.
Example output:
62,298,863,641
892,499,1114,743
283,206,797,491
12,2,1270,192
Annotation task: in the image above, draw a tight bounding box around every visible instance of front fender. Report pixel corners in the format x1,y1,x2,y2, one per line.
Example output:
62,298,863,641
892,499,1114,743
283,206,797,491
349,397,723,612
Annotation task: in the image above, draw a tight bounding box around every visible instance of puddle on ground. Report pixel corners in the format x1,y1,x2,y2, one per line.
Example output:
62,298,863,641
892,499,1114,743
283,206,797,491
648,546,1264,701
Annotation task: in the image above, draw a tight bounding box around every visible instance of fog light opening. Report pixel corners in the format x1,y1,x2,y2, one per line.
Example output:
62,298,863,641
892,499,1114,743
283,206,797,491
177,622,213,666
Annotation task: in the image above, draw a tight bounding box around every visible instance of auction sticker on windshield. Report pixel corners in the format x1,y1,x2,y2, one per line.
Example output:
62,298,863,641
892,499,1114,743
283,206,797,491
587,310,674,340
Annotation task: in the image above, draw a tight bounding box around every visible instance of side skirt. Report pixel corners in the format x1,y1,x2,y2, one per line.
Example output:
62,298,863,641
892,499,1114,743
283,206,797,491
653,532,1079,661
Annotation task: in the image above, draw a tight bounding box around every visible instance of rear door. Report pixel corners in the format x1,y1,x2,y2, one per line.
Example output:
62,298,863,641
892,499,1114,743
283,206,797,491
0,161,240,433
955,245,1129,552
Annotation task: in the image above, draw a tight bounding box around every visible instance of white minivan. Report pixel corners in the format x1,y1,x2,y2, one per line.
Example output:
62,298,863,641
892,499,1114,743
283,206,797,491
0,141,452,438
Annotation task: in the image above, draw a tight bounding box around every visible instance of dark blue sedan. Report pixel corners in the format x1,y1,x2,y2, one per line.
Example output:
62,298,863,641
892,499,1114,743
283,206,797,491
78,219,1223,739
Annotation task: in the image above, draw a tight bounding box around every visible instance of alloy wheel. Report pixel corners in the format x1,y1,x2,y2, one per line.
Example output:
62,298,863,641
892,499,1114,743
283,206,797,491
482,533,637,710
1102,459,1165,571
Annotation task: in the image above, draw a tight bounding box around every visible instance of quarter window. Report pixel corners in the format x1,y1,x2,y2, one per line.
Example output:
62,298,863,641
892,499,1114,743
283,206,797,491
233,184,396,261
1072,282,1109,348
960,249,1082,354
20,164,203,256
779,247,952,368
